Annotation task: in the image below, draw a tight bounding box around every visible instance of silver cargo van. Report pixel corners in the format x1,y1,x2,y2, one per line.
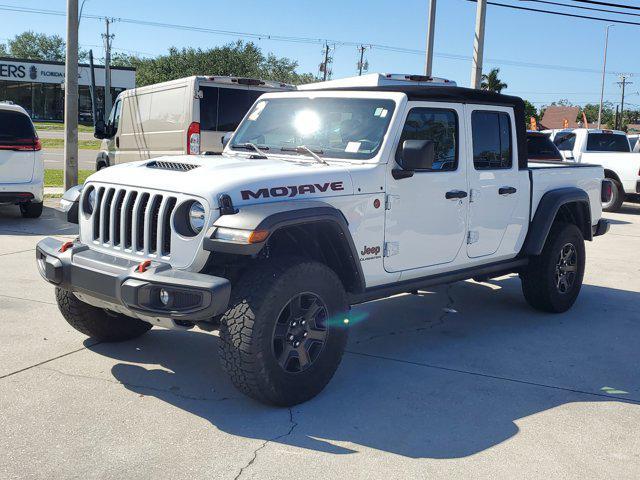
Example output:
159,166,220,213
94,76,294,169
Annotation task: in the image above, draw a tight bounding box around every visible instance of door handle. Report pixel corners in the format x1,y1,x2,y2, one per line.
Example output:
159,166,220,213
445,190,468,200
115,137,120,148
499,186,517,195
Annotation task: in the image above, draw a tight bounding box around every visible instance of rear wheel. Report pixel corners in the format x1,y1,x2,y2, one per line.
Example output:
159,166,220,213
56,288,152,342
521,222,585,313
602,178,624,212
218,258,349,406
20,201,43,218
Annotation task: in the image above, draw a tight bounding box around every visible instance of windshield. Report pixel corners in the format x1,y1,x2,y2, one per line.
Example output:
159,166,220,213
586,133,630,152
231,97,396,160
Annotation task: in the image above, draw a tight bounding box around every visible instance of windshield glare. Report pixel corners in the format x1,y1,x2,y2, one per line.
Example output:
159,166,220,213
231,97,396,160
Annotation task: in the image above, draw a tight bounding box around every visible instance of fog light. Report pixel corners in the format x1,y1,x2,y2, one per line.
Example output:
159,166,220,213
159,288,171,306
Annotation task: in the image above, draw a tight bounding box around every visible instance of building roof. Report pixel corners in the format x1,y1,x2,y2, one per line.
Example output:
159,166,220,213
539,105,580,130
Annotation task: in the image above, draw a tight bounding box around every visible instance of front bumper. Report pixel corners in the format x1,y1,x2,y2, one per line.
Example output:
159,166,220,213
36,237,231,324
592,219,610,237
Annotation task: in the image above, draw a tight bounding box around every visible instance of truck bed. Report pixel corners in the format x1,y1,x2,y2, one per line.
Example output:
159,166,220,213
528,161,603,226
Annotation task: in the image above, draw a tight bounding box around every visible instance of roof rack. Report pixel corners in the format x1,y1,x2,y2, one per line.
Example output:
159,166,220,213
298,73,456,90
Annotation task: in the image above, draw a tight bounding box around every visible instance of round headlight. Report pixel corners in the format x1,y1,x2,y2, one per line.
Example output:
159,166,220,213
188,202,206,234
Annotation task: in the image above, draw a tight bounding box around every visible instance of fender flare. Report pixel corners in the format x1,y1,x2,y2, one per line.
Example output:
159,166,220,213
521,187,592,256
203,200,365,292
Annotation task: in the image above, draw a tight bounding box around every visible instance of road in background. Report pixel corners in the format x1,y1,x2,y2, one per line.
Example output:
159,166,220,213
43,149,97,171
0,200,639,478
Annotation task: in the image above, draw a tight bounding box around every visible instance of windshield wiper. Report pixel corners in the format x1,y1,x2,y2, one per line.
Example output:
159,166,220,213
280,145,328,165
231,143,270,159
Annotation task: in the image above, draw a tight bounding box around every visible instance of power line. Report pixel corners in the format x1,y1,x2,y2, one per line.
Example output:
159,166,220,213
466,0,640,26
569,0,640,11
524,0,640,17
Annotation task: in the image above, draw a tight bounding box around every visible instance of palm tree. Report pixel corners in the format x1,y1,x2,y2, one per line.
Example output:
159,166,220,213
480,68,508,93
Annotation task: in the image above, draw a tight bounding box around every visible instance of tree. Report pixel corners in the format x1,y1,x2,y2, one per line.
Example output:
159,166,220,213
129,41,313,87
480,68,507,93
579,102,614,128
2,31,88,62
7,31,65,61
523,100,538,128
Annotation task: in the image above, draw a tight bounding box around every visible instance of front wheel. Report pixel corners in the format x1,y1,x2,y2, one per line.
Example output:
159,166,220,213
218,259,349,406
521,222,585,313
56,288,152,342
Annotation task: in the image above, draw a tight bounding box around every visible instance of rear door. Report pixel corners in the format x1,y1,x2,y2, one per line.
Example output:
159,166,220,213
0,109,37,183
199,86,266,153
466,107,521,258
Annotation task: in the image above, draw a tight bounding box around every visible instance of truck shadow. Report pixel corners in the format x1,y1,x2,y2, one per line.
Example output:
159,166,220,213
91,275,640,459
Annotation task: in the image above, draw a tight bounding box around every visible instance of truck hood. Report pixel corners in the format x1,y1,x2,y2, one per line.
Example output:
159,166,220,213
87,153,356,209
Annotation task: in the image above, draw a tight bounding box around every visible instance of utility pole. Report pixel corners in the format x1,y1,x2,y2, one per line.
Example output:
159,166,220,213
320,43,332,81
470,0,487,89
102,17,115,121
357,45,368,76
64,0,79,190
617,75,632,130
598,24,614,129
425,0,437,77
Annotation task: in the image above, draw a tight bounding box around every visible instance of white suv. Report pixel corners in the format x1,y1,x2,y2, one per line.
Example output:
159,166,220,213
0,102,44,218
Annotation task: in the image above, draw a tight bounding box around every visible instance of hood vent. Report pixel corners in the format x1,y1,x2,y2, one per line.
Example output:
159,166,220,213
146,160,200,172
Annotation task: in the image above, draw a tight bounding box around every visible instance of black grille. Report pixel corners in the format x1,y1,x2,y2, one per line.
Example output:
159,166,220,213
88,187,177,258
146,160,200,172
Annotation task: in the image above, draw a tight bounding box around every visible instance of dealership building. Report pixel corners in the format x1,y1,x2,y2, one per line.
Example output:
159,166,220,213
0,57,135,123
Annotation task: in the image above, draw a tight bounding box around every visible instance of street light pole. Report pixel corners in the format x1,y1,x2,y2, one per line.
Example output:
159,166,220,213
64,0,79,190
598,24,614,129
470,0,487,89
424,0,437,77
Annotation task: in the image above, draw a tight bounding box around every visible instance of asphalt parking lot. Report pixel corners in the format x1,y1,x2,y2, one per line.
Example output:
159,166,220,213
1,200,639,479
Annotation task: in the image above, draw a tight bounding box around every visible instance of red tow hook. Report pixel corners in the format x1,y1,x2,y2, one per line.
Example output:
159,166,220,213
59,241,74,253
137,260,152,273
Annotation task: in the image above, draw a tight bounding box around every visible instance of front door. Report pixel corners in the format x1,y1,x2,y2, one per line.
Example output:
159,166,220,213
466,107,520,258
384,102,468,273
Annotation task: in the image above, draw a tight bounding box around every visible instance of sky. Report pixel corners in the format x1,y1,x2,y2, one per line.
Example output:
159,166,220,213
2,0,640,111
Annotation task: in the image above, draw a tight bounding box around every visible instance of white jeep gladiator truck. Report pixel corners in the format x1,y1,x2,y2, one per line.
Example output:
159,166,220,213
37,82,609,406
545,128,640,212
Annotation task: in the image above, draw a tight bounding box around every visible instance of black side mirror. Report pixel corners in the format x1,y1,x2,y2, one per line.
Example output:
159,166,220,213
401,139,435,170
94,118,107,139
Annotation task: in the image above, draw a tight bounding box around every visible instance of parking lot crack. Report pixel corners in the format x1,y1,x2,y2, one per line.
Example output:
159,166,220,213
233,408,298,480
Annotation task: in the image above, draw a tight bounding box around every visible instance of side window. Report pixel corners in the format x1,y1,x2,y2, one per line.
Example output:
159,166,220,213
396,107,458,171
110,99,122,132
217,88,251,132
554,132,576,151
199,87,219,131
471,111,512,170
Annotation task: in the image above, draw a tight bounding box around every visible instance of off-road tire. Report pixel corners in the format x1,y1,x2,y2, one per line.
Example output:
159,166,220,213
218,258,349,406
521,222,585,313
56,287,152,342
602,178,624,213
20,201,43,218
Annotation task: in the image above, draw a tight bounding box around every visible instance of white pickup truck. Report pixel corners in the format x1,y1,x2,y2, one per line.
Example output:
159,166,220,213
37,79,609,406
546,128,640,211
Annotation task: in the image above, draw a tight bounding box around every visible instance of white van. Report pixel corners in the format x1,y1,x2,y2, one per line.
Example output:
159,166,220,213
94,76,294,169
0,102,44,218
